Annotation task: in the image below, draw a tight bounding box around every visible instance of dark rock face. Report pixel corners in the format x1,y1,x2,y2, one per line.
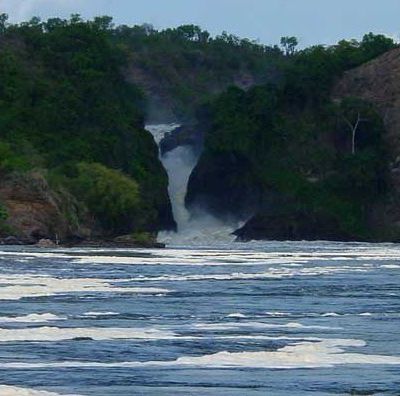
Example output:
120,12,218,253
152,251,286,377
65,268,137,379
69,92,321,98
234,211,352,242
185,152,262,221
233,191,353,242
0,171,93,244
155,197,177,232
160,125,204,156
67,234,165,249
0,236,35,245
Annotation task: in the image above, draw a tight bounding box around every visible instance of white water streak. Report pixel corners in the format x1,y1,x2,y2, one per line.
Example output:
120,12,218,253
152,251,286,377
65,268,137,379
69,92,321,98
0,385,81,396
0,274,170,300
1,339,399,369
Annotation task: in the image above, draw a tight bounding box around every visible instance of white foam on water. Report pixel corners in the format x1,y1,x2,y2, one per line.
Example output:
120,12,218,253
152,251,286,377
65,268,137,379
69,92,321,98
227,311,380,319
0,386,81,396
264,312,293,317
146,123,181,145
226,313,247,318
0,313,66,323
0,326,177,342
128,271,287,281
165,339,400,369
73,254,308,266
69,248,394,274
0,274,170,300
321,312,340,317
0,251,69,258
193,321,342,331
3,339,399,369
0,326,319,343
82,312,119,317
122,264,372,281
4,243,400,262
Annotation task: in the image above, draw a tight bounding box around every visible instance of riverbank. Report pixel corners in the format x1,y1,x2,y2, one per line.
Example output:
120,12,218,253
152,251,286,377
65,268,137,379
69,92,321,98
0,234,165,249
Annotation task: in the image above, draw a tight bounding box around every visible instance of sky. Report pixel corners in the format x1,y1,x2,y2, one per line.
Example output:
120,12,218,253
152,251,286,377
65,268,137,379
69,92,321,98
1,0,400,47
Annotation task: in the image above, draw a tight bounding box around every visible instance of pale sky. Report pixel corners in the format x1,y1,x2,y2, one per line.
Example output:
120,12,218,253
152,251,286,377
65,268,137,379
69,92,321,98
1,0,399,47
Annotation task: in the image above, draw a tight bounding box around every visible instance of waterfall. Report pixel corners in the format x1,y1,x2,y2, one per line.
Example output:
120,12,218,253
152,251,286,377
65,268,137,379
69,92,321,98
146,124,240,245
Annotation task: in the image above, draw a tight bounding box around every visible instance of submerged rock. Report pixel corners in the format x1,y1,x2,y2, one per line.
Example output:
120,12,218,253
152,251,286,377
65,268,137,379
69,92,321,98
0,236,20,245
160,125,204,156
36,239,58,248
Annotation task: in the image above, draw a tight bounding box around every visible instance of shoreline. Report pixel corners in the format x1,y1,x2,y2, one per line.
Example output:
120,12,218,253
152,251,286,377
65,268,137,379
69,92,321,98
0,236,165,249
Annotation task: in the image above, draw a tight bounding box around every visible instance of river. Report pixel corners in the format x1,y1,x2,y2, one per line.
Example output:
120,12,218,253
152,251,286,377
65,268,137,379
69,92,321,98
0,241,399,395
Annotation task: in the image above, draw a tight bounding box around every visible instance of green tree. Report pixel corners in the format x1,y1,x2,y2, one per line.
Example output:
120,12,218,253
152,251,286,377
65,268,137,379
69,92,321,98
0,13,8,34
73,163,142,234
361,32,397,59
0,203,7,222
280,36,298,56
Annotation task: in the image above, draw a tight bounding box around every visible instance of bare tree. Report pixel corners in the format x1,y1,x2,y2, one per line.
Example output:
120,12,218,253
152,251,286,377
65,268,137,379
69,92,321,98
342,112,367,155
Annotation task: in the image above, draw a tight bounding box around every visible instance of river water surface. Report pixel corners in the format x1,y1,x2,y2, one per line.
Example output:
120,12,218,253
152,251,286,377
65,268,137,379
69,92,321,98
0,241,399,395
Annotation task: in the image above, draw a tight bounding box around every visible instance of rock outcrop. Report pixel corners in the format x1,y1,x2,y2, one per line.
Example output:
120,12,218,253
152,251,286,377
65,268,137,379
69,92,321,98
185,152,262,221
159,125,204,156
0,171,91,244
333,48,400,154
333,47,400,233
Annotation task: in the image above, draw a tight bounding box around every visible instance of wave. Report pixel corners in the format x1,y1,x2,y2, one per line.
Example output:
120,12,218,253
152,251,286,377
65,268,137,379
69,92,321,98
226,313,247,318
82,312,119,317
73,255,309,266
193,321,342,331
0,326,177,342
226,311,378,319
0,274,170,300
124,265,372,281
0,313,66,323
1,339,399,369
4,246,400,271
0,325,322,343
0,385,81,396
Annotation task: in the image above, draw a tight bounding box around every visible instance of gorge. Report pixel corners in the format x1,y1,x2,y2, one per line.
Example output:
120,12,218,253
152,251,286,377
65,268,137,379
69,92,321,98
1,15,400,245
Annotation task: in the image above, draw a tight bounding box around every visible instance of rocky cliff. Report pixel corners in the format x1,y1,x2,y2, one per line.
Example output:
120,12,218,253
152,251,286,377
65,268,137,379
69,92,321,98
333,48,400,151
0,16,175,245
332,47,400,236
0,171,91,244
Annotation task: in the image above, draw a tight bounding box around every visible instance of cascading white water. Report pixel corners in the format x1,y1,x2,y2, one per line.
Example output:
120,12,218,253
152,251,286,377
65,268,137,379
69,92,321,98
146,124,241,245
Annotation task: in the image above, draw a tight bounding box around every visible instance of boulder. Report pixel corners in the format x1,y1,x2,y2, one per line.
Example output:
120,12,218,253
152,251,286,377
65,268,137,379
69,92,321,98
36,238,57,248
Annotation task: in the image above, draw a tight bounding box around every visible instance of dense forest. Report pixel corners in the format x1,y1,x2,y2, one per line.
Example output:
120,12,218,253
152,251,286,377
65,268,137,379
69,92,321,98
0,14,285,243
0,13,398,243
186,33,399,241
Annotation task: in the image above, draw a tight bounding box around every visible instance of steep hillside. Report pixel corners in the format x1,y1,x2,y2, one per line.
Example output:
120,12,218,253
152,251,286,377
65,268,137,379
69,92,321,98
333,48,400,188
0,15,175,244
186,35,400,242
1,13,398,244
0,14,286,244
